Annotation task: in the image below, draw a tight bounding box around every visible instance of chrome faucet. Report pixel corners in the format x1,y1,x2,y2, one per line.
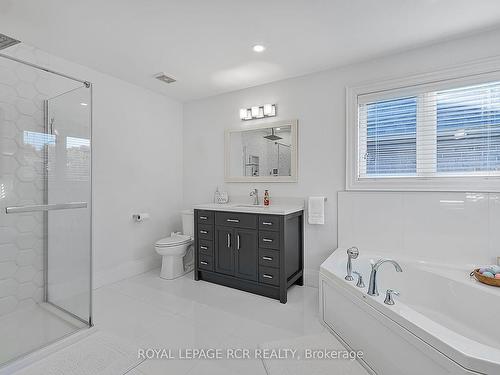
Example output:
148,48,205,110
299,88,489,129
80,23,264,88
250,189,259,205
367,258,403,296
345,247,359,281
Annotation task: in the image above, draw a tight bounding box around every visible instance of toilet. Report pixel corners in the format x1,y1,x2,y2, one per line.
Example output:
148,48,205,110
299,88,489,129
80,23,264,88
155,210,194,279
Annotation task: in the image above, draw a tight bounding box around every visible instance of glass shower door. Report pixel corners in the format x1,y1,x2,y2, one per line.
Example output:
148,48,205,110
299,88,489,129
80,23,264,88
0,53,91,367
46,86,92,323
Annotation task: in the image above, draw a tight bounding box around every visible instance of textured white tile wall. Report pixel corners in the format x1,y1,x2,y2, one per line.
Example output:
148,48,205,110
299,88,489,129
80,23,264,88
0,56,47,317
338,191,498,266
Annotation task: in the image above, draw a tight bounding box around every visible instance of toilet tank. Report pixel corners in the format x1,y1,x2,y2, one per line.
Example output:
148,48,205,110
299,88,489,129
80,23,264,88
181,209,194,237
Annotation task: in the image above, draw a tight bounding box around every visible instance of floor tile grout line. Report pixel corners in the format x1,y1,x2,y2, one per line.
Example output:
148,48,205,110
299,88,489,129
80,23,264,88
121,358,146,375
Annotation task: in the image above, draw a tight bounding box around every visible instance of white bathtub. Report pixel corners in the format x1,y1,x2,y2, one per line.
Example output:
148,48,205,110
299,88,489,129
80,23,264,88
319,249,500,375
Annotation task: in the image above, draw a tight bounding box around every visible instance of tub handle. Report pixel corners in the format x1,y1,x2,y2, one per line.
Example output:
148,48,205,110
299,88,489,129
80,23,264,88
384,289,400,305
353,271,365,288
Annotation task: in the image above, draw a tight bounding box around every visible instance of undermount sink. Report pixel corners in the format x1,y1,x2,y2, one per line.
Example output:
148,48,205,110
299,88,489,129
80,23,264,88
233,204,266,208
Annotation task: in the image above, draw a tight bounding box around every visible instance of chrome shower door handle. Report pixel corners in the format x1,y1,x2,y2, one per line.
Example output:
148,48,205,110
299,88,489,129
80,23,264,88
5,202,88,214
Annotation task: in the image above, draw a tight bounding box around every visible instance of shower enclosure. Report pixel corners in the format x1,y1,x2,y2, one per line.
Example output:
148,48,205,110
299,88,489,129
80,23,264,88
0,51,92,367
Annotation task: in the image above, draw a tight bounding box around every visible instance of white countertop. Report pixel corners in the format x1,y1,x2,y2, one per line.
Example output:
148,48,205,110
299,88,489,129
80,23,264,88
193,202,304,215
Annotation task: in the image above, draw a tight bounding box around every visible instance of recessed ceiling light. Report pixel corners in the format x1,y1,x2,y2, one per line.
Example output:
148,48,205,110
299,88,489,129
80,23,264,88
252,44,266,53
80,102,88,106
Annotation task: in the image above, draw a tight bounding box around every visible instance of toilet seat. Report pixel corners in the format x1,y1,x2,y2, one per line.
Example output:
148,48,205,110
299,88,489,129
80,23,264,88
155,234,192,248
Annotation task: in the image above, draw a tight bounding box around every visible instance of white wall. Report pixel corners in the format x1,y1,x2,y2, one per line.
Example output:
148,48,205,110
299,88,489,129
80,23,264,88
2,44,184,290
183,27,500,287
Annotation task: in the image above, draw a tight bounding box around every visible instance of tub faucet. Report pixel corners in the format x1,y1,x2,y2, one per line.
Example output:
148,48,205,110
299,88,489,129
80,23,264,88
367,258,403,296
345,247,359,281
250,189,259,205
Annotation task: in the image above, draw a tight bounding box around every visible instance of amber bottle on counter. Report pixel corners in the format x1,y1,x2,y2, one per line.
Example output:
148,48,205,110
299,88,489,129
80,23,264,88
264,190,270,206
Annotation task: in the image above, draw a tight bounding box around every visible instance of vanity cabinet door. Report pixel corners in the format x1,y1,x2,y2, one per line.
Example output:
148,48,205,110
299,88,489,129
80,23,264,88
215,226,234,276
234,229,258,281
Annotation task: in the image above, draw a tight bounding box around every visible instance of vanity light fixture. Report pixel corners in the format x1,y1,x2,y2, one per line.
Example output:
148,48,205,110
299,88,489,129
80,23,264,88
239,104,277,121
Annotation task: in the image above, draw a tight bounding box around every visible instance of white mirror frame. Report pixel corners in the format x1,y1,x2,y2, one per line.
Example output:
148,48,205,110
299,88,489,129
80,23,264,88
224,119,298,183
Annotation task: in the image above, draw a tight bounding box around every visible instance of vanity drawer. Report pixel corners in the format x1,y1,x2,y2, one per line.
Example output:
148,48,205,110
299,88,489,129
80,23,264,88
259,215,280,232
198,254,213,271
197,210,214,225
259,231,280,249
198,239,213,256
259,266,280,286
259,248,280,268
215,212,257,229
198,224,214,240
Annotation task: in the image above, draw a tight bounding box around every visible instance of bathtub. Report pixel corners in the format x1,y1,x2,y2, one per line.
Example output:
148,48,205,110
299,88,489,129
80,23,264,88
319,249,500,375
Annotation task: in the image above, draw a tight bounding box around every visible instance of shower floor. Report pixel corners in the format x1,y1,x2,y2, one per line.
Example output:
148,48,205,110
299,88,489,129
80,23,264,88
0,302,87,366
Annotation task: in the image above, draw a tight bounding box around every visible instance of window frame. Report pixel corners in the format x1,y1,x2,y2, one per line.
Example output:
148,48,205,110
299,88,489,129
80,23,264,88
346,57,500,192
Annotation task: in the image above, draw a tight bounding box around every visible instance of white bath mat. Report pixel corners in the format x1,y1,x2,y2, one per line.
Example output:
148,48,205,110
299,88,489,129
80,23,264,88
260,332,368,375
15,331,143,375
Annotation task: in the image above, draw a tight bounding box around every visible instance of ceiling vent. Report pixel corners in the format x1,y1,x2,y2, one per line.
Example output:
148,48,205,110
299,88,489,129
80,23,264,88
154,73,176,84
0,33,20,50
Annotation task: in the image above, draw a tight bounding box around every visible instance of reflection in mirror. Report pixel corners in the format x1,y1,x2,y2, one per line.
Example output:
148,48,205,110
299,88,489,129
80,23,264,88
225,120,297,182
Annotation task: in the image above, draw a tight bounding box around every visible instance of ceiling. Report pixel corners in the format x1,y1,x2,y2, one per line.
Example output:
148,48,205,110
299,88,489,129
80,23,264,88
1,0,500,101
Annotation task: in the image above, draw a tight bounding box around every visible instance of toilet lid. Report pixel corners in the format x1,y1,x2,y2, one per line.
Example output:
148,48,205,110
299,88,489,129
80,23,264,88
156,234,192,247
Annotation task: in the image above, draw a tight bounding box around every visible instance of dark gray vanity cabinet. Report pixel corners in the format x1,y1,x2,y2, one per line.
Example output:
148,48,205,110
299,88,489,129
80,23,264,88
194,209,304,304
214,227,258,281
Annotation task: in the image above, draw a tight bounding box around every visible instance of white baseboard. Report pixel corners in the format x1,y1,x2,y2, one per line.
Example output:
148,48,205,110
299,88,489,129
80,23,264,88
93,255,160,289
304,268,319,288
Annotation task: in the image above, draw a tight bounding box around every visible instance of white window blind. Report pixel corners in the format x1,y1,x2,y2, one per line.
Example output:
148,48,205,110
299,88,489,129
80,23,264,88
357,81,500,181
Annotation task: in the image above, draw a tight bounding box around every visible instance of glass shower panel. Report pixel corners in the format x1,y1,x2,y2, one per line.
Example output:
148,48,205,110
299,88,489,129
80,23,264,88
0,54,91,366
46,87,91,323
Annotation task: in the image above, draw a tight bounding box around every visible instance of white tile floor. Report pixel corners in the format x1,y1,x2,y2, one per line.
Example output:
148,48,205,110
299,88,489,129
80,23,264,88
11,270,368,375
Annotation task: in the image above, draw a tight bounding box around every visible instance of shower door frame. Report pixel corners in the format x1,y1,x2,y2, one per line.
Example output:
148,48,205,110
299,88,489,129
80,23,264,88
0,52,94,327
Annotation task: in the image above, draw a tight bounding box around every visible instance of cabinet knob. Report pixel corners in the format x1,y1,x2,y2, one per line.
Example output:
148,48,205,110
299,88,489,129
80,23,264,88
200,261,208,265
263,274,273,279
200,246,208,250
262,238,273,243
262,256,273,261
262,222,273,226
200,230,208,234
200,216,208,220
226,219,240,223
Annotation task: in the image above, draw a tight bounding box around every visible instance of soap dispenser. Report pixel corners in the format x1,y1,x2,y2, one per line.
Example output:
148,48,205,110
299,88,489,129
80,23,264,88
264,190,270,206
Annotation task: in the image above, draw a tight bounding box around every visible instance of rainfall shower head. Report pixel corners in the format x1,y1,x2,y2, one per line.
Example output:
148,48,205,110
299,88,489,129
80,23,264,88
263,128,282,141
0,33,20,50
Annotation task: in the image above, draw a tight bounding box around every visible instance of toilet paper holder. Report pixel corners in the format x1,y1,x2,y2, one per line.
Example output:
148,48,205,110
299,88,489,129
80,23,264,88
132,213,150,222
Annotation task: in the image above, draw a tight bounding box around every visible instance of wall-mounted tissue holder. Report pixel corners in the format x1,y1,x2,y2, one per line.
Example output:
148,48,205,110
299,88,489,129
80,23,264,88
132,213,150,222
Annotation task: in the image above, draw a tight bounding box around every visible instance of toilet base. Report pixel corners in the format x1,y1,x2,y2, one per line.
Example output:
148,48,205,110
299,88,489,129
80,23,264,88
160,255,189,280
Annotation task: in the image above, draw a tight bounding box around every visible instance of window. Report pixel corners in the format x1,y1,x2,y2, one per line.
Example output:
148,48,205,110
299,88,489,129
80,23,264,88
362,97,417,176
348,68,500,191
435,83,500,174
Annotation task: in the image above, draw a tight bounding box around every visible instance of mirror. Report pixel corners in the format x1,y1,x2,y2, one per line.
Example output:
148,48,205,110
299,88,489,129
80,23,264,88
225,120,298,182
